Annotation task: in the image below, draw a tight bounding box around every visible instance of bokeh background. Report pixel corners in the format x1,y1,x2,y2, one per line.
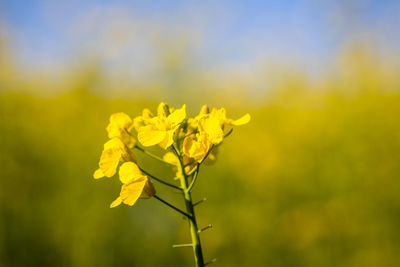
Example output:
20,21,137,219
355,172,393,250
1,1,400,266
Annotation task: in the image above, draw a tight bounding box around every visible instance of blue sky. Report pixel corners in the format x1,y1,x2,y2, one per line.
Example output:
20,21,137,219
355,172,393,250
1,0,399,77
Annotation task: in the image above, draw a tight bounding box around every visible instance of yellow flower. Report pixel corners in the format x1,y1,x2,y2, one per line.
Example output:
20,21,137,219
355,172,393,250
198,108,251,145
227,113,251,126
93,104,250,210
110,162,156,208
183,132,213,163
93,138,136,179
181,106,250,162
198,115,224,145
133,108,154,132
187,105,210,130
106,112,136,148
137,103,186,149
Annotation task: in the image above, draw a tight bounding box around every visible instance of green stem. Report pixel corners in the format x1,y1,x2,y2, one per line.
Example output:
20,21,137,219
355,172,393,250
224,128,233,138
134,145,176,166
139,167,182,191
187,165,198,176
200,146,214,164
172,146,205,267
187,165,200,193
154,195,192,218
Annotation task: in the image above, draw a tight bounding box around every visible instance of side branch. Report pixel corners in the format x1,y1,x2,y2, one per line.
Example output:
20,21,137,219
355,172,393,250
139,167,182,191
200,145,214,164
154,195,192,219
187,165,200,193
171,145,187,178
224,128,233,138
134,145,176,166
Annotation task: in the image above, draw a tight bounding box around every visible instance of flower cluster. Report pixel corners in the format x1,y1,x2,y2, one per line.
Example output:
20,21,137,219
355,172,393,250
94,102,250,207
93,112,155,207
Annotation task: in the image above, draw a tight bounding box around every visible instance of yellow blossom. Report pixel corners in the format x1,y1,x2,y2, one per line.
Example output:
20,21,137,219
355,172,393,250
110,162,156,208
106,112,137,148
93,138,136,179
199,115,224,144
137,103,186,149
198,108,251,145
187,105,210,130
133,108,154,132
183,133,213,162
94,103,250,211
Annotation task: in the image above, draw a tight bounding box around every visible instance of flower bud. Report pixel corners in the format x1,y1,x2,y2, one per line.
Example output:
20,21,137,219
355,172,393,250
199,105,209,115
157,102,170,117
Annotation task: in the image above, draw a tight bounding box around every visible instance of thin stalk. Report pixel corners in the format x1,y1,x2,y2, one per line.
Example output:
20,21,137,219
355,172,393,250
154,195,192,218
139,167,182,191
187,165,200,193
173,146,205,267
187,165,198,176
172,243,193,248
134,145,176,166
186,146,213,177
200,146,214,164
193,198,207,206
224,128,233,138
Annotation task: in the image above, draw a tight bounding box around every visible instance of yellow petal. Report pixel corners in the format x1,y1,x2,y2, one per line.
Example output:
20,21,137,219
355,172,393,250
183,136,194,157
163,152,178,165
138,125,167,147
200,116,224,144
216,108,227,122
110,196,122,208
99,148,121,177
121,134,137,149
199,105,209,115
106,112,132,138
104,138,135,162
158,129,175,149
183,134,211,162
209,107,226,124
167,104,186,125
230,113,251,126
142,108,154,119
133,109,154,132
93,168,104,179
133,116,146,132
112,112,132,127
119,162,144,184
104,138,124,150
120,178,148,206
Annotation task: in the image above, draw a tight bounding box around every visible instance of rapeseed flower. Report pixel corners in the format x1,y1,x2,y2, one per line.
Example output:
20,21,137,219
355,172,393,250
183,132,212,162
136,102,186,149
106,112,136,148
94,102,249,209
198,107,251,145
93,137,135,178
93,102,250,266
110,162,155,208
182,106,251,162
